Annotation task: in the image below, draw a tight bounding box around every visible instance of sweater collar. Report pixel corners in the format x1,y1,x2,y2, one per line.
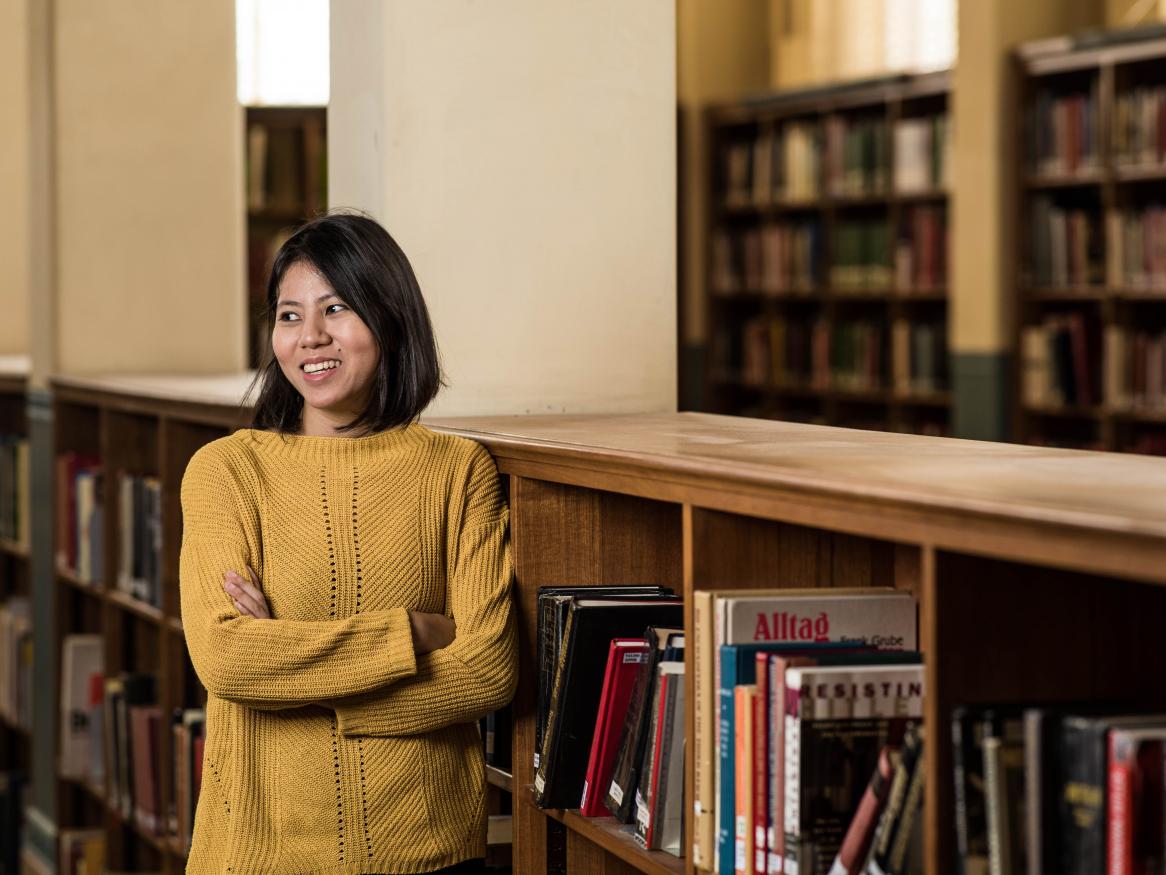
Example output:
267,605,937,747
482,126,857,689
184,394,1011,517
235,422,431,463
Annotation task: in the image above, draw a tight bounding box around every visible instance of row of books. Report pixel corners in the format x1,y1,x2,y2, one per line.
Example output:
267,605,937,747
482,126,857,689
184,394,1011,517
724,316,882,392
1028,87,1100,177
722,114,949,207
830,219,892,291
1106,326,1166,411
530,587,684,852
711,223,822,296
891,319,949,395
0,434,30,548
58,639,206,851
692,588,919,875
0,597,32,730
952,705,1166,875
55,453,167,606
116,472,164,608
894,206,947,291
1112,85,1166,168
1029,198,1105,289
246,121,323,214
1107,205,1166,291
1022,313,1101,408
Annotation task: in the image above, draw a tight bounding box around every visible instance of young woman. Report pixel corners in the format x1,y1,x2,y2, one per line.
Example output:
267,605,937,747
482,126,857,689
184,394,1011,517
179,213,517,874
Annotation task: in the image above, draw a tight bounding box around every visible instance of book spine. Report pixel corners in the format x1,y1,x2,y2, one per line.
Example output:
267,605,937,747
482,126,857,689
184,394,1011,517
754,660,769,875
736,685,756,875
984,737,1008,875
695,591,715,869
1059,720,1106,875
782,680,802,875
533,602,576,805
1107,732,1132,875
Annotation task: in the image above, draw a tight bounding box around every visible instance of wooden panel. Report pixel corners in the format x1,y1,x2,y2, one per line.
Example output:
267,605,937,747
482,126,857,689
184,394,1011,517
509,476,683,874
567,827,647,874
925,551,1166,874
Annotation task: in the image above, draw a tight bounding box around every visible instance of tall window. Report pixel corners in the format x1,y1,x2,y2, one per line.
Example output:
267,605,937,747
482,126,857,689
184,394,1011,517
236,0,329,106
883,0,957,74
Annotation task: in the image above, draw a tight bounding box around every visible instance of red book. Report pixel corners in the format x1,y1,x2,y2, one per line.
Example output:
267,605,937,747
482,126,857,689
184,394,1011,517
130,705,162,835
830,745,897,875
1108,727,1166,875
580,638,649,816
754,652,770,874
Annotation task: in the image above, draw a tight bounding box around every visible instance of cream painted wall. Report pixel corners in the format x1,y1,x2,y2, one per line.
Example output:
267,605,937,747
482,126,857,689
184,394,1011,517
331,1,677,416
53,0,245,375
951,0,1104,353
677,0,770,346
0,0,31,355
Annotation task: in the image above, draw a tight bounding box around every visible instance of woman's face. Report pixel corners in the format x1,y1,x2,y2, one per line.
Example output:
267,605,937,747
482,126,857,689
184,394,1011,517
273,260,381,435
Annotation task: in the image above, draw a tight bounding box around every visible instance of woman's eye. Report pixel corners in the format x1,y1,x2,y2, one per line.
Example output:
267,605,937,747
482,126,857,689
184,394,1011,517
325,303,347,315
277,311,300,322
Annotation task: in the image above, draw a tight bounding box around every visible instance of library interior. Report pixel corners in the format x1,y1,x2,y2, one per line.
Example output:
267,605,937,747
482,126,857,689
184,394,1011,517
3,1,1166,874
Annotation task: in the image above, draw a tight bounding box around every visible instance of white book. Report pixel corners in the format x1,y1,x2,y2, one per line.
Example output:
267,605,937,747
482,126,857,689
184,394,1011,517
60,635,104,779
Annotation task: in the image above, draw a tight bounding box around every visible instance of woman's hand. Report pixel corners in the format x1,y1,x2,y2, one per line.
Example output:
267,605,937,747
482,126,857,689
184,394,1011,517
224,566,271,620
408,610,456,655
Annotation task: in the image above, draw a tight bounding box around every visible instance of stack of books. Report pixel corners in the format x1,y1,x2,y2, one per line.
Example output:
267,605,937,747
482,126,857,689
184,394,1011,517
892,318,948,395
1029,197,1105,289
825,116,889,197
831,219,892,292
1028,85,1101,177
0,598,32,730
894,206,947,292
55,452,104,585
1112,85,1166,168
1106,205,1166,291
115,471,164,608
893,113,949,193
1103,325,1166,410
1022,313,1102,408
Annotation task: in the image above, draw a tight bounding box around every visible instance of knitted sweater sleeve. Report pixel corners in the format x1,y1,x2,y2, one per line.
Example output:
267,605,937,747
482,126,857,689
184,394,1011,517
329,444,518,737
180,442,418,708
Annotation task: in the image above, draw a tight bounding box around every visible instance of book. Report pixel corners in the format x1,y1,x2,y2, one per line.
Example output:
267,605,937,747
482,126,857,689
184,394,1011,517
694,588,917,872
634,662,685,855
59,635,104,780
1107,726,1166,875
736,684,759,875
983,719,1025,875
827,746,897,875
130,705,163,834
783,664,924,875
580,638,649,816
606,625,684,822
534,597,682,809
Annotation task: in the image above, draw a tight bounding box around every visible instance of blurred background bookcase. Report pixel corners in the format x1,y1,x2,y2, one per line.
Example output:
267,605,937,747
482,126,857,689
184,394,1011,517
703,71,952,438
0,358,31,866
1016,34,1166,453
245,106,327,369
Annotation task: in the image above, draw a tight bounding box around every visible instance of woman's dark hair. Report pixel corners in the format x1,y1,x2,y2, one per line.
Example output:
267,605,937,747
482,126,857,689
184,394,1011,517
249,212,445,434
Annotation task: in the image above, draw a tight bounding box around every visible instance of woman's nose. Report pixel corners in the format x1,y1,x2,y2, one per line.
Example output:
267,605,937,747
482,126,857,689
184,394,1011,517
300,314,331,346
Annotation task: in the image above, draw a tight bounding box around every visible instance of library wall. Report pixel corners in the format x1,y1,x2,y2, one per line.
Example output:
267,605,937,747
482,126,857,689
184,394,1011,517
52,0,245,375
329,0,677,416
0,0,30,355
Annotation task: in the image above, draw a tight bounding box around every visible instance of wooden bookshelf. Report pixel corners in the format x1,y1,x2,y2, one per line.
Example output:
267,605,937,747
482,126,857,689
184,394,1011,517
431,410,1166,875
244,106,327,368
1016,31,1166,454
0,357,30,796
44,376,1166,873
704,71,951,439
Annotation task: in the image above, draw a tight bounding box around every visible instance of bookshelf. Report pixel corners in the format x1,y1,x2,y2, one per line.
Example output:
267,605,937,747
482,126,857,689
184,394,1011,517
430,411,1166,875
245,106,327,368
41,377,1166,873
704,71,951,438
0,357,30,812
1016,32,1166,453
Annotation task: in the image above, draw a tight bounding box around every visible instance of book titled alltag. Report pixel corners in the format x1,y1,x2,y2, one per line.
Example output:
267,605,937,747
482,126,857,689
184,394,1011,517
694,588,917,873
783,665,924,875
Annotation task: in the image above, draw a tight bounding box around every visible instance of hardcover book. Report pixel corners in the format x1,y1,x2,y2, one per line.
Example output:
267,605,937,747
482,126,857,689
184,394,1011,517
783,664,924,875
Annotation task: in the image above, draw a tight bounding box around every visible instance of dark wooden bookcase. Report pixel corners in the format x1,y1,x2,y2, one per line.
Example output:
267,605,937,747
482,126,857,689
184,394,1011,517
0,360,30,796
703,71,951,438
1016,33,1166,453
245,106,327,368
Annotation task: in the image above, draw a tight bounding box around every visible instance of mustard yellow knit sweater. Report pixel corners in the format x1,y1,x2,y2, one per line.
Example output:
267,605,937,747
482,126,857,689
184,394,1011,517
179,424,517,874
